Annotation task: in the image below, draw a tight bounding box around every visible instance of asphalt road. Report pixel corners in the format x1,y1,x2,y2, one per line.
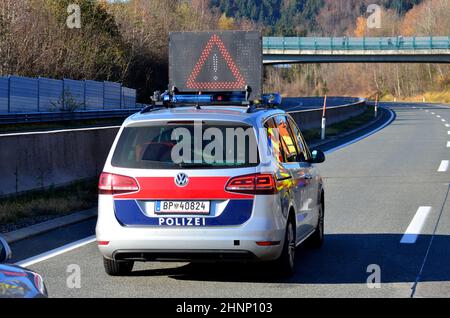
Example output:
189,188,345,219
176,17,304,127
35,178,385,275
10,102,450,298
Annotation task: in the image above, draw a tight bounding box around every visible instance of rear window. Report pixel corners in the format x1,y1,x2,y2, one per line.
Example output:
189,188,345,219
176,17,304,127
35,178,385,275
111,122,259,169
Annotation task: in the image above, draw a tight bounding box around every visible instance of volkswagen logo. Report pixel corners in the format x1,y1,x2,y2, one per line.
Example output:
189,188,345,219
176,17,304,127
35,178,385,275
175,173,189,187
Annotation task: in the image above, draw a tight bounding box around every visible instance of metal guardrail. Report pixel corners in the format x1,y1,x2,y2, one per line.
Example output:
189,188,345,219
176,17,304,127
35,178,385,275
287,97,366,114
264,36,450,51
0,109,141,125
287,98,367,131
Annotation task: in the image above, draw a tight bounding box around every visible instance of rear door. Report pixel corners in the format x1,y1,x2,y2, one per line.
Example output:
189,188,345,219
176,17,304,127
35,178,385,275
273,115,312,240
108,120,259,228
287,117,318,233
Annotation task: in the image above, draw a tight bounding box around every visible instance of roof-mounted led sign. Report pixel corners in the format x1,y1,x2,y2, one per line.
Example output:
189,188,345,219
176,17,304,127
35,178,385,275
169,31,262,100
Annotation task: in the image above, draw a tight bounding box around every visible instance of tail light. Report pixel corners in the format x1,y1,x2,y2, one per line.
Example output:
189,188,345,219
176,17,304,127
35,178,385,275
225,173,277,195
99,173,139,195
33,273,46,295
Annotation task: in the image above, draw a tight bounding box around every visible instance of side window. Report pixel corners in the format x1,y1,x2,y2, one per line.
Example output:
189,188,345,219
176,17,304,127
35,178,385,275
264,118,284,163
287,117,310,162
274,116,298,163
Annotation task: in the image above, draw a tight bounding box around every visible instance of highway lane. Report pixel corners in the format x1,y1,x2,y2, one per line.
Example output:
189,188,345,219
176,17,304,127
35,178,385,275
10,102,450,298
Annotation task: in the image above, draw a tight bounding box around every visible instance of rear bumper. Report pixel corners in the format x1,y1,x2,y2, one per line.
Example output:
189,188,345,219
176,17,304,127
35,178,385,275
97,231,284,262
112,249,258,262
96,195,287,262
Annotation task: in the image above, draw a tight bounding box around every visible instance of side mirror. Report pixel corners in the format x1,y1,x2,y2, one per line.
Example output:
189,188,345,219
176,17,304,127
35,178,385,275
0,235,12,263
310,149,325,164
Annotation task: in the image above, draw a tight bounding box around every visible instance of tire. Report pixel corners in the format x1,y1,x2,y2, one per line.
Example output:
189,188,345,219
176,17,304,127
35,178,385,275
305,202,324,249
273,218,296,277
103,258,134,276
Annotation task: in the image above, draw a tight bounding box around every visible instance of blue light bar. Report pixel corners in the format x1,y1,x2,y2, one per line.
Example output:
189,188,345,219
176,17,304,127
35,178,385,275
161,92,282,106
163,94,212,103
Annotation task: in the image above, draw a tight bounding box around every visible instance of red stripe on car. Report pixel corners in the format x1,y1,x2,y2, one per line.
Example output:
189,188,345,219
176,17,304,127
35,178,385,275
114,177,254,200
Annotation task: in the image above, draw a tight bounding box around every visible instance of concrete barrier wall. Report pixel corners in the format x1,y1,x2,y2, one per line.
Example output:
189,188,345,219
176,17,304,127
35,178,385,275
0,127,119,196
0,98,367,196
289,100,367,131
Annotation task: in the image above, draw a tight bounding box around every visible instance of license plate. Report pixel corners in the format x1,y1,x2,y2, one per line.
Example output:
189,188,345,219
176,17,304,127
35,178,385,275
154,201,210,214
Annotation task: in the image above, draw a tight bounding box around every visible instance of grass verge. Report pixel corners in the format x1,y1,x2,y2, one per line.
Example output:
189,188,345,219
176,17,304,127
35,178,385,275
381,91,450,104
0,178,98,226
303,106,375,143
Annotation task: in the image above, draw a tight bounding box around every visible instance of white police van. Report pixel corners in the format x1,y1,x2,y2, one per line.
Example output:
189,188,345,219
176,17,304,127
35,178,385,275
96,31,325,277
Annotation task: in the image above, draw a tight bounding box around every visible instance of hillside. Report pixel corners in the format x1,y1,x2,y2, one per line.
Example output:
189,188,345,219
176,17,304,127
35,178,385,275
0,0,448,102
210,0,424,35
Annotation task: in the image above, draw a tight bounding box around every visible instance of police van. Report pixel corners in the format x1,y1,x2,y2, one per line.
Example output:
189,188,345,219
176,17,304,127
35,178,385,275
95,31,326,277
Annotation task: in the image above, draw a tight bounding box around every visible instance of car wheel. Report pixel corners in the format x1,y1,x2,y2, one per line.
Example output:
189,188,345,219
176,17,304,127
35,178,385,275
305,203,324,249
103,258,134,276
273,218,296,277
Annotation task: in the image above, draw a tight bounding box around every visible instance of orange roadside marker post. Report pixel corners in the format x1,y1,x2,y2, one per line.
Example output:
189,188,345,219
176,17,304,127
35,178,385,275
321,95,327,140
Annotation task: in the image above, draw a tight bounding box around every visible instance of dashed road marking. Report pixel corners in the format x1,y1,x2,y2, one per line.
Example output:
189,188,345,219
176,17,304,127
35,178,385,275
401,207,432,244
438,160,449,172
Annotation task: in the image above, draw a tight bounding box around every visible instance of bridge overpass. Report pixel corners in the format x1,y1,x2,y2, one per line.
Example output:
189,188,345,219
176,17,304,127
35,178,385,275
263,36,450,64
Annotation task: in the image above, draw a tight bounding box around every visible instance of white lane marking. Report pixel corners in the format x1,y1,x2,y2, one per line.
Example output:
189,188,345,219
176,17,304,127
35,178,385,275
325,106,395,155
445,124,450,128
448,131,450,135
400,207,432,244
438,160,449,172
431,112,435,115
17,236,96,268
0,126,120,137
447,141,450,148
425,110,429,112
15,107,396,266
442,119,446,122
437,115,441,118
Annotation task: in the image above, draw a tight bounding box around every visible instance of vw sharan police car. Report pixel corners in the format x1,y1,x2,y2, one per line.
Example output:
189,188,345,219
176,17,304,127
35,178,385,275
96,92,326,277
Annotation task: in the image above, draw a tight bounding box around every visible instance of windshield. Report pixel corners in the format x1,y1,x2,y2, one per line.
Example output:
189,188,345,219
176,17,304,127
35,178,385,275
111,122,259,169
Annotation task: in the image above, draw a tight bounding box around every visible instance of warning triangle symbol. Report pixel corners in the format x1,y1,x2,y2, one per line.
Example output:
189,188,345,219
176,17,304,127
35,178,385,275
186,34,246,91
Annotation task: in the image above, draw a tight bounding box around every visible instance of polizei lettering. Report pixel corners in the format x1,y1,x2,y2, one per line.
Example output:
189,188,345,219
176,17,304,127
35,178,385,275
159,217,207,227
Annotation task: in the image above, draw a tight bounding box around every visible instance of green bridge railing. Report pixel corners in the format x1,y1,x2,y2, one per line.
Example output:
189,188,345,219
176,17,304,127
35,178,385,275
263,36,450,51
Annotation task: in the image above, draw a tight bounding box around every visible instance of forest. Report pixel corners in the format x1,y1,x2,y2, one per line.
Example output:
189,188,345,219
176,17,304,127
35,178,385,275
0,0,448,103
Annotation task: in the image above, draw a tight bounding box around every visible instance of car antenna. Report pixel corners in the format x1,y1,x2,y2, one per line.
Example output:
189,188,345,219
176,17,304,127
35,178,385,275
243,85,254,111
195,91,202,110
